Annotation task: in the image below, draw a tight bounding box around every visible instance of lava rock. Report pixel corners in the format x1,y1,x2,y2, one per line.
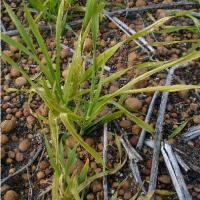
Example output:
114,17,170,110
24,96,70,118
0,118,16,133
125,97,142,111
15,77,27,87
18,139,31,152
4,190,18,200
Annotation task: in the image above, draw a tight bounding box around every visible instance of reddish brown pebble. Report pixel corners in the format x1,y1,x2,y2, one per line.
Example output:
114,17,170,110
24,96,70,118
178,90,189,99
0,118,16,133
0,134,9,145
193,115,200,124
15,77,27,87
18,139,30,152
87,193,94,200
91,181,103,192
10,68,20,77
129,136,138,146
65,136,76,148
85,138,95,146
84,38,92,52
119,120,132,129
4,190,18,200
158,175,171,184
39,160,49,170
15,152,24,162
122,181,130,190
125,97,142,111
124,191,132,200
128,52,137,65
135,0,146,7
37,171,45,180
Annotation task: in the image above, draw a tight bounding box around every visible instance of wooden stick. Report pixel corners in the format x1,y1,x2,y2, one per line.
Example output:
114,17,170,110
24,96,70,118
181,125,200,141
148,66,177,196
145,139,190,172
103,123,108,200
161,142,192,200
108,1,200,16
2,19,82,36
104,12,153,54
137,91,159,150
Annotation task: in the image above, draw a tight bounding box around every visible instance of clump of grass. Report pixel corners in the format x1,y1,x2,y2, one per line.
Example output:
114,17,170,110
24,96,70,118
1,0,200,199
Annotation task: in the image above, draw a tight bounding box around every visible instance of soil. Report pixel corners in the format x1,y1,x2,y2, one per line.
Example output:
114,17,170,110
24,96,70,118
1,0,200,200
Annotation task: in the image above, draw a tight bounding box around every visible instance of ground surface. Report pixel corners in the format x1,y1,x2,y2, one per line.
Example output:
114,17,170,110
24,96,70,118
1,0,200,200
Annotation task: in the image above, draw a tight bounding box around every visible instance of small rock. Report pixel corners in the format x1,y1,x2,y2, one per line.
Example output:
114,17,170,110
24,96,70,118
132,125,141,135
23,102,31,117
119,120,132,129
125,97,142,111
0,118,16,133
135,0,146,7
122,181,130,190
84,38,92,52
26,116,35,125
129,136,138,146
8,151,15,159
18,139,30,152
178,90,188,99
65,136,77,148
36,171,45,180
15,152,24,162
193,115,200,124
86,193,94,200
128,51,137,65
158,175,171,184
108,22,118,29
190,103,198,112
0,134,9,145
61,48,69,59
85,138,95,146
124,191,132,200
39,160,49,170
15,77,27,87
4,190,18,200
156,9,168,19
91,181,103,192
10,68,20,77
36,104,49,117
69,159,84,174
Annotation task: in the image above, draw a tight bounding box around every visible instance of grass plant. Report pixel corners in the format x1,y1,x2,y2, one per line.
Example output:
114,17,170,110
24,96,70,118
1,0,200,199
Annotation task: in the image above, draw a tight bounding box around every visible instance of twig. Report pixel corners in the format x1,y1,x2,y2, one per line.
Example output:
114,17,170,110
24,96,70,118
26,167,33,200
174,153,190,172
148,66,177,196
38,185,52,198
1,146,43,185
121,135,143,162
2,19,82,36
113,121,144,191
104,12,154,54
137,91,159,150
103,123,108,200
195,89,200,101
145,139,190,172
161,142,192,200
108,1,200,16
181,125,200,141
